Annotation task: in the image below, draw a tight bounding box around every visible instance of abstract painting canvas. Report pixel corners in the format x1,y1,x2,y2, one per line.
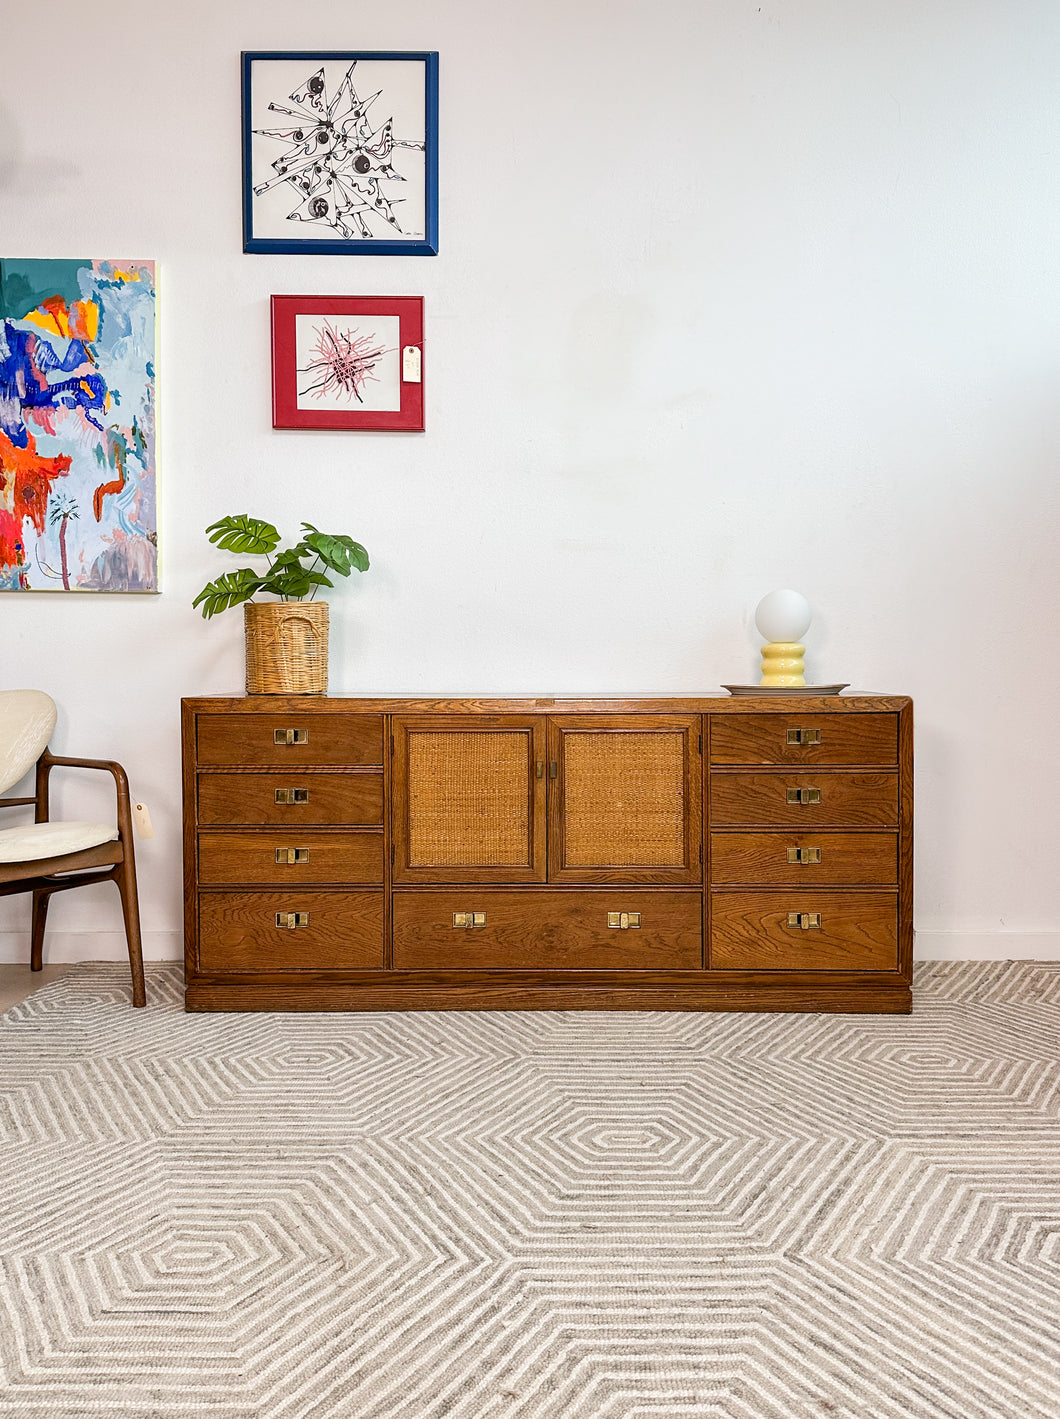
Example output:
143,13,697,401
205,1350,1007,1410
0,258,157,592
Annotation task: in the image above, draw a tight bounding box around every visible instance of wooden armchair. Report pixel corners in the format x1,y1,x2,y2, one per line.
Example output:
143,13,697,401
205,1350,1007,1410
0,690,145,1007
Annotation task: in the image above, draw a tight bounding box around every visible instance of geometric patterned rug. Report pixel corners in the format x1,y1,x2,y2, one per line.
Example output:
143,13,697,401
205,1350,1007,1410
0,961,1058,1419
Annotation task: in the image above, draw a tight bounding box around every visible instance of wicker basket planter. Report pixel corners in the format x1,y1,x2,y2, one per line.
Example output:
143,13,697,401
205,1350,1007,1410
244,602,328,695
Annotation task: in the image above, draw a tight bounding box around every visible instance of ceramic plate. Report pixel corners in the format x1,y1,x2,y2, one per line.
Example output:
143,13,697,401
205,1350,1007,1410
721,684,850,697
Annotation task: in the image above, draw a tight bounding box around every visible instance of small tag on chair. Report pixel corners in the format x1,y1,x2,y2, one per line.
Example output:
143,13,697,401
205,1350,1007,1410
132,802,155,838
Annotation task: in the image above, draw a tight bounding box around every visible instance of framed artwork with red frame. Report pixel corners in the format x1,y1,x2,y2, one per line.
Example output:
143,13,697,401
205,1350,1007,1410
271,295,424,430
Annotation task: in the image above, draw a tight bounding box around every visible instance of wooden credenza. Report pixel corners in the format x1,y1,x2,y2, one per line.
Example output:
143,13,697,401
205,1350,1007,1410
181,694,913,1013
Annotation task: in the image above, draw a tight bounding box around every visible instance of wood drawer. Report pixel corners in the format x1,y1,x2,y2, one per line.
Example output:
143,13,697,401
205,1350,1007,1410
197,772,384,826
198,891,384,971
710,713,897,766
198,831,384,885
710,832,897,886
393,890,702,970
710,891,898,970
196,713,383,767
710,772,898,828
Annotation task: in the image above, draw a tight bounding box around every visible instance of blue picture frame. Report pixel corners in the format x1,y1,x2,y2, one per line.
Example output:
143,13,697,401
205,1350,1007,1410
242,50,438,256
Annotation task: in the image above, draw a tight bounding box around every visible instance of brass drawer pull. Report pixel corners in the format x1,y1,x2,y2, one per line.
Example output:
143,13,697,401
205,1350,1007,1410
274,728,309,745
274,847,310,864
607,912,641,930
453,912,487,929
536,760,544,779
275,911,310,929
274,787,310,805
549,760,558,780
787,846,822,865
786,787,821,805
787,912,822,930
786,728,821,746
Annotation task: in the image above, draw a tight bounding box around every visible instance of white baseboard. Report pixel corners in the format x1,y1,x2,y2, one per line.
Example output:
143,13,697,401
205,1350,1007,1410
0,932,182,964
2,929,1058,966
913,931,1060,961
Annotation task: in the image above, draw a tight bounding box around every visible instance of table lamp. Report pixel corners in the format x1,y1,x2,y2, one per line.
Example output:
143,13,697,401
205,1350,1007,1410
755,589,811,687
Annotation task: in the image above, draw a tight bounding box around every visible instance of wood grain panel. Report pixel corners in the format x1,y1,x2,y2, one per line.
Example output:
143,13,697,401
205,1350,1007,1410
393,890,702,970
198,831,383,885
710,772,898,828
197,772,383,826
181,695,912,716
709,713,897,766
199,891,384,970
181,700,200,989
710,832,897,886
898,700,915,983
187,980,912,1013
196,713,383,767
710,891,898,970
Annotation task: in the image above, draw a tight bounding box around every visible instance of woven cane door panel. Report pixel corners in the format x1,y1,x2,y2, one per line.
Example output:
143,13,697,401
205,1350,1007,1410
394,720,547,882
549,718,702,884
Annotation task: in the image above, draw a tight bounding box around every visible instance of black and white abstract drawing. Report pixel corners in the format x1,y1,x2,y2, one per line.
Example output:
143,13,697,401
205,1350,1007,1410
242,52,439,256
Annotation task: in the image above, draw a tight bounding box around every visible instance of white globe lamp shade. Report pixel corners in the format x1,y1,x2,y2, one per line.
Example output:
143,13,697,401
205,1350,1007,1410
755,589,812,644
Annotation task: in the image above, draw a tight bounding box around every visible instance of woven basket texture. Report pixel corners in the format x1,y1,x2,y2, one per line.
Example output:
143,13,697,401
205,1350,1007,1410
244,602,328,695
563,730,685,865
407,730,530,866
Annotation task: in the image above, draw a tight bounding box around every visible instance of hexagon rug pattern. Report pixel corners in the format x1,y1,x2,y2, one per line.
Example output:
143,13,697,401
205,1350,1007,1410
1,962,1059,1418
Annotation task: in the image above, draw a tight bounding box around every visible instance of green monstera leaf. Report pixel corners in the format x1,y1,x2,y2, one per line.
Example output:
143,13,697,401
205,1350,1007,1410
297,524,370,577
260,548,334,602
205,515,281,556
192,568,265,619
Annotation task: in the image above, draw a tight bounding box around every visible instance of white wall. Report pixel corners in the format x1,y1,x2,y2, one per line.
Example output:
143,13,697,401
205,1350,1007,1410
3,0,1059,963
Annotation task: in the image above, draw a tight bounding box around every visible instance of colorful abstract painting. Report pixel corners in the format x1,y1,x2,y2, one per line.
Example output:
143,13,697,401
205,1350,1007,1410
0,258,157,592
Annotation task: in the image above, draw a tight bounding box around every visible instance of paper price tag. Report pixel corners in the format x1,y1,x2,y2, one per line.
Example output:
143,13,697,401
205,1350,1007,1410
402,345,422,383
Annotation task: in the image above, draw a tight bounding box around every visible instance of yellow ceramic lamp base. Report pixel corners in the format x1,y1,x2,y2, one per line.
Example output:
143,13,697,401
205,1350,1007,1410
760,641,805,686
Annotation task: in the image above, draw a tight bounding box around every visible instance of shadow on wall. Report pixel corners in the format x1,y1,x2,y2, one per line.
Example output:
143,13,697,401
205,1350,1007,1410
0,101,77,189
0,101,25,188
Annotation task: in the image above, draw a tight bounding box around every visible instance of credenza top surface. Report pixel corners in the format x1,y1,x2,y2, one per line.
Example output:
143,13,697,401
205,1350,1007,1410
182,693,911,715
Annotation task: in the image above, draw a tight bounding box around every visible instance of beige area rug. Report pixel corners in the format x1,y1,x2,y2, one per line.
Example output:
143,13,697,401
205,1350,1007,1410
0,962,1058,1419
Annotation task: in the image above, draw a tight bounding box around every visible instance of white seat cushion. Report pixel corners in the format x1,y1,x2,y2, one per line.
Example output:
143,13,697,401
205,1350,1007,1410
0,821,120,863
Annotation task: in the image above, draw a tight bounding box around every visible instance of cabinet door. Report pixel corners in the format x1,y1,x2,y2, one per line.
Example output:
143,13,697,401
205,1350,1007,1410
392,717,547,882
548,716,702,884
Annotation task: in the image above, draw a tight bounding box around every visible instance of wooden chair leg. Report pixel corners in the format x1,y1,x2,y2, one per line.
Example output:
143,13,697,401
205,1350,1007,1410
30,888,51,971
116,854,146,1008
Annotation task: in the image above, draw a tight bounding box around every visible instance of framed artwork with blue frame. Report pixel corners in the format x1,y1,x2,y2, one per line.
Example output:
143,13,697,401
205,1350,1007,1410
241,51,439,256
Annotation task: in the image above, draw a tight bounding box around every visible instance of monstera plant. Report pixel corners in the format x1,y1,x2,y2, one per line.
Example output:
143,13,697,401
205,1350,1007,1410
192,514,369,618
193,514,370,695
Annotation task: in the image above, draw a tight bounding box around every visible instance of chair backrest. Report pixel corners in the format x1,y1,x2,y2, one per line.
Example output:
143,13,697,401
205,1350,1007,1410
0,690,57,795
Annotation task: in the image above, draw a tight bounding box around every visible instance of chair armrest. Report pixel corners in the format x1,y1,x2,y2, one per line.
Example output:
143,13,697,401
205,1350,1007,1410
36,750,136,839
41,751,131,778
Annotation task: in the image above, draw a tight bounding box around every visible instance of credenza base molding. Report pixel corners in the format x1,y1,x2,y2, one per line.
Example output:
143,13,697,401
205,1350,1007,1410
185,978,912,1015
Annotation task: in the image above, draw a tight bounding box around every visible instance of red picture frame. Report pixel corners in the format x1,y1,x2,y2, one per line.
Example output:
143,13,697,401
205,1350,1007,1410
271,295,424,430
